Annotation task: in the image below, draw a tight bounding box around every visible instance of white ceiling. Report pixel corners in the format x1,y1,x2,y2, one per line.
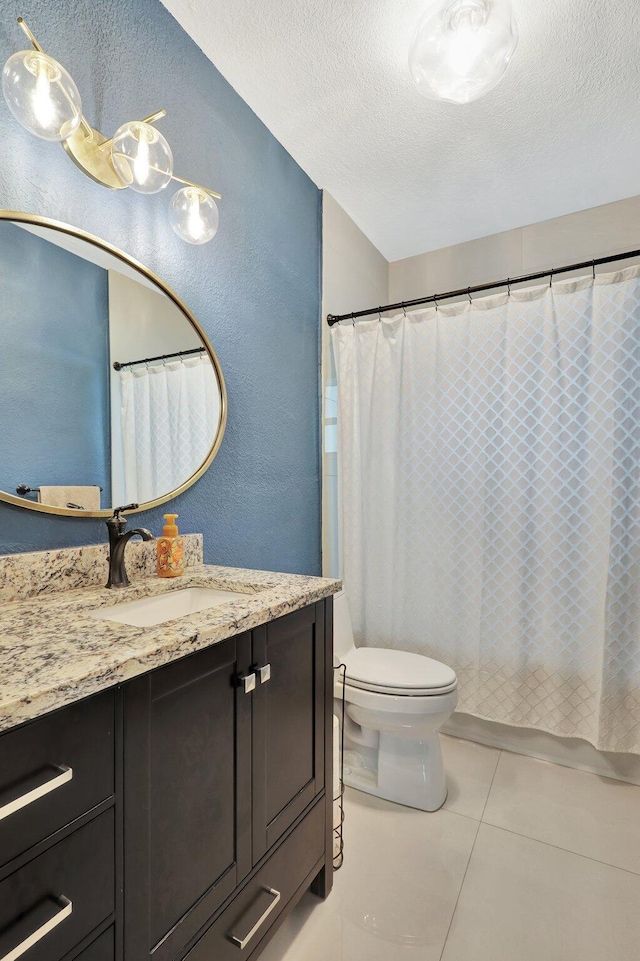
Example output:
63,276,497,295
161,0,640,262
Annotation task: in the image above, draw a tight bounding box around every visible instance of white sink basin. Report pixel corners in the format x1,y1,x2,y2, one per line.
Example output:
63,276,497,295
90,586,252,628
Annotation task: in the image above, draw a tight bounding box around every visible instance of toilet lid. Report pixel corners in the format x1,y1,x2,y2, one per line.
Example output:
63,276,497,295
342,647,457,695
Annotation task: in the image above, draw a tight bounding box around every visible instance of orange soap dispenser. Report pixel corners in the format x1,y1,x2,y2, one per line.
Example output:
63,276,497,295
156,513,185,578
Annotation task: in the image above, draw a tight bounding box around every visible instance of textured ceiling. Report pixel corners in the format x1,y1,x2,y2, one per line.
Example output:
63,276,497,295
161,0,640,261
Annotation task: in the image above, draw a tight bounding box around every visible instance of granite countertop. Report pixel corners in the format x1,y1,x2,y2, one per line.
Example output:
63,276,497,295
0,564,341,733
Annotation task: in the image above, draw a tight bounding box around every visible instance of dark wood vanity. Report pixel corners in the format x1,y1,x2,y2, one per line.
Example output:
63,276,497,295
0,598,334,961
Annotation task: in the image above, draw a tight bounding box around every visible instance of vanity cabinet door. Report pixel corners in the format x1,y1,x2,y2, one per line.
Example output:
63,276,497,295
123,633,252,961
251,602,326,862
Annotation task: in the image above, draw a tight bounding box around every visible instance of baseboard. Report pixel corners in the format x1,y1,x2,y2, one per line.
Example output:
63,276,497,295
442,712,640,786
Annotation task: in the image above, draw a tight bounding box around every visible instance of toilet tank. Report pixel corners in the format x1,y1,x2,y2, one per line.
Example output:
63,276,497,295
333,589,356,661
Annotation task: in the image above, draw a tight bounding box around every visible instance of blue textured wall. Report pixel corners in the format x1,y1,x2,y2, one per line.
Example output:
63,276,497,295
0,0,321,574
0,222,111,505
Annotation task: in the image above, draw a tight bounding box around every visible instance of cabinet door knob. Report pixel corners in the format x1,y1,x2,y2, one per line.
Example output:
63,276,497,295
258,664,271,684
228,886,281,949
0,765,73,822
1,896,72,961
239,673,256,694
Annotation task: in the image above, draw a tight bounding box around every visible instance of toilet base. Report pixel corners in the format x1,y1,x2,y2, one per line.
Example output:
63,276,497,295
343,733,448,812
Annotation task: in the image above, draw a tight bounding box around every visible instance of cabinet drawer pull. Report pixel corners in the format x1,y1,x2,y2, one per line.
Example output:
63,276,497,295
229,887,281,950
1,896,72,961
258,664,271,684
0,765,73,821
239,673,256,694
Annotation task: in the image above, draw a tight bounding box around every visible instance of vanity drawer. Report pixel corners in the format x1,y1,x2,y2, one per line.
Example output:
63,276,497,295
0,809,114,961
0,691,114,867
186,800,324,961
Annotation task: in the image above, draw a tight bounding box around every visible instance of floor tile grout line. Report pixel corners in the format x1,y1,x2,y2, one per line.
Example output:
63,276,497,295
443,806,485,824
479,748,503,822
437,817,482,961
437,754,502,961
480,819,640,879
436,751,505,960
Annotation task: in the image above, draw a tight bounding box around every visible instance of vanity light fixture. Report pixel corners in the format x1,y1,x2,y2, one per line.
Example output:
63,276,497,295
409,0,518,104
2,18,222,244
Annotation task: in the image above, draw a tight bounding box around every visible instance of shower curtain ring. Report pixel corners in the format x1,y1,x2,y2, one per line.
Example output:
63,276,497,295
592,260,596,280
378,307,382,322
549,271,553,288
402,302,407,317
467,287,472,304
434,295,438,311
507,278,511,296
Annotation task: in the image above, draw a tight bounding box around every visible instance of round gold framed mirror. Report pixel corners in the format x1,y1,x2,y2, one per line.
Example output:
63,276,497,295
0,210,227,518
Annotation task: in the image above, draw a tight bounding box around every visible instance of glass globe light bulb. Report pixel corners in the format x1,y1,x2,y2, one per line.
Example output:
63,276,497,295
409,0,518,104
169,187,219,245
2,50,83,141
111,121,173,193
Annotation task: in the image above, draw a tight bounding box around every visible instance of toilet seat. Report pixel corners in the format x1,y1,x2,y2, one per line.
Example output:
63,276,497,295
341,647,457,696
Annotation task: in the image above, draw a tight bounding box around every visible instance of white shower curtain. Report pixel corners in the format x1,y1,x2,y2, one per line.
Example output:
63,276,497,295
331,266,640,754
119,355,219,504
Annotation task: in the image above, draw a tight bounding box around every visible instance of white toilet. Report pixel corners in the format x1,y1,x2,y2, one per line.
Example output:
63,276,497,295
334,590,458,812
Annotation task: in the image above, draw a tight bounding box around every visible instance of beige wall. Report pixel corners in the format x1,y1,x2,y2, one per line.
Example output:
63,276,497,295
389,195,640,303
322,192,388,577
323,192,389,319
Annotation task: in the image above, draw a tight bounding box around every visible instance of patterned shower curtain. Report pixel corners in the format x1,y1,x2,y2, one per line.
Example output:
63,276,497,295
331,267,640,754
119,355,219,504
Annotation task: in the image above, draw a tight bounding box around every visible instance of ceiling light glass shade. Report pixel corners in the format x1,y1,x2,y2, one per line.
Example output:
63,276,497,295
169,187,219,245
2,50,83,141
409,0,518,104
111,121,173,193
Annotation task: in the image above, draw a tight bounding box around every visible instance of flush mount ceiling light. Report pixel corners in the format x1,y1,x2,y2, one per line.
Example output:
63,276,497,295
409,0,518,105
2,18,221,244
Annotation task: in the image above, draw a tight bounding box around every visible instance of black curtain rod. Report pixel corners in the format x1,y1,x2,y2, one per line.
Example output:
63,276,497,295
113,346,206,371
326,248,640,326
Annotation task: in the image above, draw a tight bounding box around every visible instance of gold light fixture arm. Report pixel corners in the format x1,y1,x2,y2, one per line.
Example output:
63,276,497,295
17,17,43,52
141,108,167,126
78,116,94,138
170,174,222,200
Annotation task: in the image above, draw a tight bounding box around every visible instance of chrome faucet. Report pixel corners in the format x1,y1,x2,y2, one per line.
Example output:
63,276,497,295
106,504,154,589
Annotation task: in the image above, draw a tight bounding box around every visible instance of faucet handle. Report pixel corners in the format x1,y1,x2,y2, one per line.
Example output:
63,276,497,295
112,504,139,519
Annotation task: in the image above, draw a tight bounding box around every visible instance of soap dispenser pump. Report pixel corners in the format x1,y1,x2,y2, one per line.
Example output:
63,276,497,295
156,513,185,578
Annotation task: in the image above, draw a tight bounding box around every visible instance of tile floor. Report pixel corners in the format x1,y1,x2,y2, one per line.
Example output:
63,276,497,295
260,734,640,961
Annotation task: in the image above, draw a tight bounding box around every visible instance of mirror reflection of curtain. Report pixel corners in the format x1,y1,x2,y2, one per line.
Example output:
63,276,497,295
119,355,219,504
